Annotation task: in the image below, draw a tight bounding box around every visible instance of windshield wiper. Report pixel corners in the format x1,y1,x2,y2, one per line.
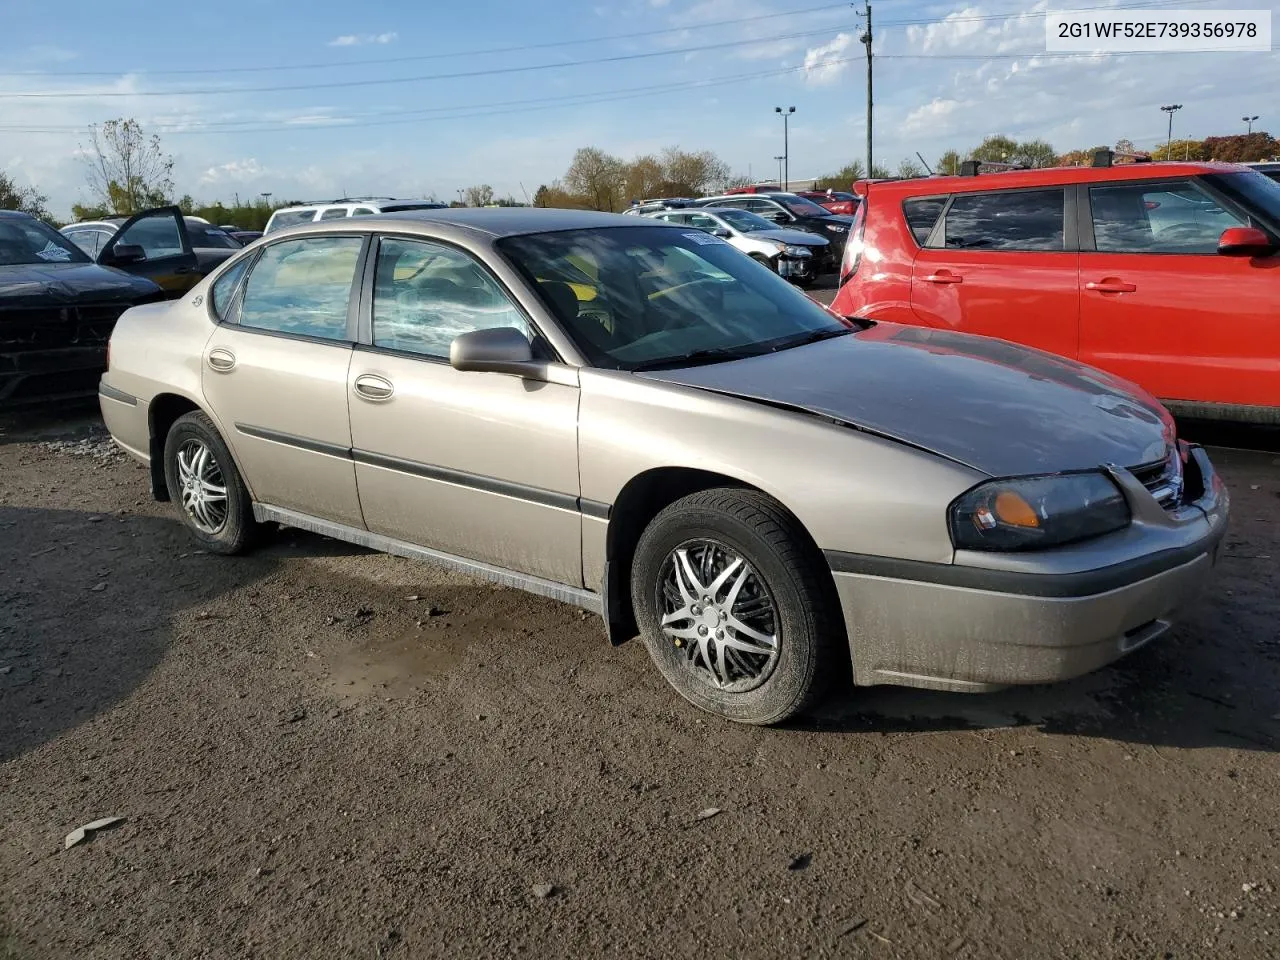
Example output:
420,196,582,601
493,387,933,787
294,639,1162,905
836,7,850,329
764,327,853,352
629,347,761,372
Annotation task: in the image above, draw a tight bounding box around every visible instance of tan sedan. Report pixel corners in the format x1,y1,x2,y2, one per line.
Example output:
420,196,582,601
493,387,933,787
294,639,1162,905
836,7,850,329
99,209,1228,724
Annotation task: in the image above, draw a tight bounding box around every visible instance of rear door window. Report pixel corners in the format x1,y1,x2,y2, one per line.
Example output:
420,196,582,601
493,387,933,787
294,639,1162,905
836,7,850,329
115,215,185,260
237,236,363,340
1090,180,1247,254
902,198,945,245
319,207,351,221
936,189,1065,251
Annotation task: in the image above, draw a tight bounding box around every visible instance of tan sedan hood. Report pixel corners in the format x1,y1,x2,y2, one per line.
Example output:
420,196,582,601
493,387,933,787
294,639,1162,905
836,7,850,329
640,323,1175,477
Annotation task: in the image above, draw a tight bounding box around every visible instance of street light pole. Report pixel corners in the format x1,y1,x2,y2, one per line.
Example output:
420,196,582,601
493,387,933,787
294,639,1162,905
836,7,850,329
1160,103,1182,153
774,106,795,190
1243,114,1259,134
859,1,873,181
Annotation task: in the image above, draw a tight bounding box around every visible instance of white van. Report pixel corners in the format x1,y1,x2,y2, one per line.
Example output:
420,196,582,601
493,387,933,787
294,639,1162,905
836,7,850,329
263,197,448,234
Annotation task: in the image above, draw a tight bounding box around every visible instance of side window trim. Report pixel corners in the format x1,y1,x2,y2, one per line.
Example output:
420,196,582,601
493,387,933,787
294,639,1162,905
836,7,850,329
226,233,371,344
356,232,562,364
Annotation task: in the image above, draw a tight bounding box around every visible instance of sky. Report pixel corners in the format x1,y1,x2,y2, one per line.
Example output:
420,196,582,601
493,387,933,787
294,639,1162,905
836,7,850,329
2,0,1277,218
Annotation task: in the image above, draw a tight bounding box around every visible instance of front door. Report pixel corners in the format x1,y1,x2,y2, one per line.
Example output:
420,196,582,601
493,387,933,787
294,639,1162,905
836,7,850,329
909,186,1080,360
1077,177,1280,408
347,235,582,586
97,207,200,296
201,233,368,527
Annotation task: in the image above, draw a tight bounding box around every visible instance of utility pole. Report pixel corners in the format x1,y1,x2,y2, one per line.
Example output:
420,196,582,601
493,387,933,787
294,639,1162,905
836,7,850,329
774,107,795,190
1160,103,1182,154
774,155,785,185
1243,114,1259,134
859,1,873,179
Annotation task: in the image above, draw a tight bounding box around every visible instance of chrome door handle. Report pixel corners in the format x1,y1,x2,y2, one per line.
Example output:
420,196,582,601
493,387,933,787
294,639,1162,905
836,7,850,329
207,348,236,372
354,374,395,401
1085,279,1137,294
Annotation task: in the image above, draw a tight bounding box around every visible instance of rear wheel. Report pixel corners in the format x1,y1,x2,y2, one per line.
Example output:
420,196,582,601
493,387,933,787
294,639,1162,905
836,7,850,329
163,411,257,554
631,488,843,725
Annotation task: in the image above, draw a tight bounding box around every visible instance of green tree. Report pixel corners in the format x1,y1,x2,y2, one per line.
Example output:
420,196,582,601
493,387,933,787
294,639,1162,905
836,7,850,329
81,118,174,214
0,170,52,221
1150,139,1209,162
1013,139,1058,168
936,150,963,176
969,135,1021,163
71,202,111,221
896,158,926,179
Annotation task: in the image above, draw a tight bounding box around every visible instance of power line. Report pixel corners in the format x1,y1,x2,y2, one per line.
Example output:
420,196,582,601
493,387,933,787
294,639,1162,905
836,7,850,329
0,58,862,135
0,3,853,78
0,0,1226,97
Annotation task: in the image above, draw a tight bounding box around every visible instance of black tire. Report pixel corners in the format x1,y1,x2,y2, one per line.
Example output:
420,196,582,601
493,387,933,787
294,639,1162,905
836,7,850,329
163,411,257,555
631,488,844,725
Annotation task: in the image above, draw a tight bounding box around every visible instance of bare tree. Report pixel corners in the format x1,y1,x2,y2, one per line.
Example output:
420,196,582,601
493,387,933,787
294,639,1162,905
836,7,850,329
462,184,495,207
81,119,174,214
564,147,626,211
895,158,926,179
659,147,729,196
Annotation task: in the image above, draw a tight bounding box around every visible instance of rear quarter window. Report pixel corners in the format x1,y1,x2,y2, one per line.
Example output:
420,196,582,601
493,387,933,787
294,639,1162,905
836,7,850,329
902,197,945,245
265,209,320,233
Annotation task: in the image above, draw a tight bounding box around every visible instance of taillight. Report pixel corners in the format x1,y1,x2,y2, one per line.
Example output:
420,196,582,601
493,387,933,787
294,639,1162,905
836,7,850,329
839,201,867,285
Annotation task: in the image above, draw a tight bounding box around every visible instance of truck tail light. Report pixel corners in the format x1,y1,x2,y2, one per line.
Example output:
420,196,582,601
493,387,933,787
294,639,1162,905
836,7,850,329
838,200,867,286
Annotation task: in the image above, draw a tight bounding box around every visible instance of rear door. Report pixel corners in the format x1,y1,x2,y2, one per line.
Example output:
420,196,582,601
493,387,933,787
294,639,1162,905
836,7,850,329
1077,176,1278,409
201,233,369,527
909,186,1080,359
97,206,199,296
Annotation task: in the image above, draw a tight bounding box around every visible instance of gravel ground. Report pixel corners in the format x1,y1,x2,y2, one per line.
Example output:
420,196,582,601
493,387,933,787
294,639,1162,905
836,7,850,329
1,403,1278,960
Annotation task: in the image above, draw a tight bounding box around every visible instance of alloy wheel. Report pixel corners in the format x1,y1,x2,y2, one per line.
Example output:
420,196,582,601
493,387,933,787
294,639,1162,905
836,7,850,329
175,438,229,534
657,539,780,692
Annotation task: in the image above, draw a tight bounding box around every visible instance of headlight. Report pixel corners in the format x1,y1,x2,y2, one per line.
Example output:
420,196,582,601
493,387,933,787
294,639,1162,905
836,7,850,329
949,472,1130,551
783,245,812,257
826,224,848,234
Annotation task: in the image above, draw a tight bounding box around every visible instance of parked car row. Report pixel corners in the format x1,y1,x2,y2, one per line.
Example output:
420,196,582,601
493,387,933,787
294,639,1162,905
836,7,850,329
626,190,855,284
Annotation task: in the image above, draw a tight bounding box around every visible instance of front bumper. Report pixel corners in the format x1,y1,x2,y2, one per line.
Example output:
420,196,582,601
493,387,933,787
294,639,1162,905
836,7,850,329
0,344,106,407
828,446,1229,692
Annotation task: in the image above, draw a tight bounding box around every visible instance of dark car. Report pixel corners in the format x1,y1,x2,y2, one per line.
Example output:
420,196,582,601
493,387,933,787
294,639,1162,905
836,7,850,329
694,192,854,273
59,207,233,296
1,210,164,406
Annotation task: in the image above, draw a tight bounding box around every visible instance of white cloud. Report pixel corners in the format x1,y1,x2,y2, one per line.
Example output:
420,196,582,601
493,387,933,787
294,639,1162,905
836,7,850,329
804,33,854,86
327,32,398,47
198,158,267,186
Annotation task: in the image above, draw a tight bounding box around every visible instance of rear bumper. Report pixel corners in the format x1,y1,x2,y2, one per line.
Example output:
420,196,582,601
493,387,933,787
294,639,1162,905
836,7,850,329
98,377,151,464
830,447,1229,692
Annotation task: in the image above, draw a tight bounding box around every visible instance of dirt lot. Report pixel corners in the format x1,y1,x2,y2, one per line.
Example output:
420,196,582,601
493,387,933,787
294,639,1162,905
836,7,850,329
1,401,1278,960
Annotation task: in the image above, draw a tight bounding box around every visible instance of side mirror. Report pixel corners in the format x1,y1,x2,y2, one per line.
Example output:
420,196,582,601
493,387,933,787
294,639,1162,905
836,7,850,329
103,243,146,265
712,227,732,238
1217,226,1274,258
449,327,544,379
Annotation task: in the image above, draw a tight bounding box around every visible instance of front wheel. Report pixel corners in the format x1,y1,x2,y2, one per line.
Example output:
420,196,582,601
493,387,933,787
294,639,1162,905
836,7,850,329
630,488,843,725
163,411,258,554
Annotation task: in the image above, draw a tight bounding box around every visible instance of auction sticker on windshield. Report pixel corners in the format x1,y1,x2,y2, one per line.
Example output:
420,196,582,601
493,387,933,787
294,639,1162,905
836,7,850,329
1046,9,1270,51
683,232,727,245
35,241,74,262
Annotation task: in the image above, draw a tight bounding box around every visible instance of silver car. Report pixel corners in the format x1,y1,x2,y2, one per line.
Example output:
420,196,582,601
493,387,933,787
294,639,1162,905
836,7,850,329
98,209,1229,725
643,207,828,285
